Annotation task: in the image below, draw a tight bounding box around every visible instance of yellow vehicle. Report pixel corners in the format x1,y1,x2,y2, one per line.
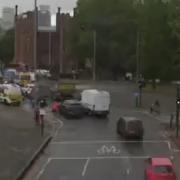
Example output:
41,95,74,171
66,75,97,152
58,83,76,97
19,72,31,87
0,84,23,105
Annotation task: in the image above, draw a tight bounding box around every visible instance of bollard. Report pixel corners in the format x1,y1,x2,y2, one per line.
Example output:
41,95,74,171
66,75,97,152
134,92,139,108
170,113,174,129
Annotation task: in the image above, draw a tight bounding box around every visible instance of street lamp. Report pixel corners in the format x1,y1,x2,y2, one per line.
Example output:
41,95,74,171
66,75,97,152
34,0,37,71
176,86,180,137
48,31,51,70
93,30,96,81
136,31,140,82
81,25,97,81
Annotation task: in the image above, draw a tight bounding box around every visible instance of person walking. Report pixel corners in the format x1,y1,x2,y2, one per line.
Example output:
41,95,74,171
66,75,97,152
39,99,47,136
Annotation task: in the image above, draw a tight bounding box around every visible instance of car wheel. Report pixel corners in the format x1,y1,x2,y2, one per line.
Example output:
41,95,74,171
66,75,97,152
116,126,120,134
144,172,147,180
16,102,21,106
139,136,143,141
88,110,93,116
4,99,8,105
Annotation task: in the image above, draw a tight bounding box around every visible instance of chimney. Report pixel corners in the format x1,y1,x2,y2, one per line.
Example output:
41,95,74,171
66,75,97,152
58,7,61,14
15,5,18,19
56,7,61,31
73,8,77,17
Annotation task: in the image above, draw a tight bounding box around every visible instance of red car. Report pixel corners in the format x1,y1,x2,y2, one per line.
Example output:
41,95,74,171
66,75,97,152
145,157,176,180
51,101,61,112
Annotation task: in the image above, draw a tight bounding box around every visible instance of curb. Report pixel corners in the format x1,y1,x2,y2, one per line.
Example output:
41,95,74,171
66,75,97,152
171,136,180,150
15,135,52,180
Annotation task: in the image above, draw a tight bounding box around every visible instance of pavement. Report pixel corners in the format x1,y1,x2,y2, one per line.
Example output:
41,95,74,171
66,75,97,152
22,81,180,180
0,79,54,180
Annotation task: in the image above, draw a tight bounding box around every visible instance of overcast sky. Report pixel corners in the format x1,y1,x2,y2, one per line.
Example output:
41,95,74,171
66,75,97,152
0,0,77,16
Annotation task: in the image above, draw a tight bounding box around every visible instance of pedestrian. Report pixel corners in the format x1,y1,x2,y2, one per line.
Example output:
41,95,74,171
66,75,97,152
154,100,160,114
39,98,47,108
34,105,40,125
150,104,153,114
150,100,160,114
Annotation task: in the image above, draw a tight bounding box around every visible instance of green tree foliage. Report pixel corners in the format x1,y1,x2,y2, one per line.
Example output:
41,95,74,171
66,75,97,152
142,0,172,80
0,29,14,65
167,0,180,80
70,0,138,79
70,0,180,80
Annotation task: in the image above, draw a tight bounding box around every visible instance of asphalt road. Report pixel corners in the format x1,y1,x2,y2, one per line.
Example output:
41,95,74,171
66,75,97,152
23,81,180,180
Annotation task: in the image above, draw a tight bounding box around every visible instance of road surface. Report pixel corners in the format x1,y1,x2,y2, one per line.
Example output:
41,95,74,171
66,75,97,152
23,81,180,180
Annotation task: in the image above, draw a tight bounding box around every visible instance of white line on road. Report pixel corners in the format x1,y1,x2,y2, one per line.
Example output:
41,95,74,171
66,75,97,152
36,158,51,180
49,156,150,160
53,118,63,138
167,141,172,151
82,158,90,176
51,140,170,145
174,149,180,153
126,169,130,175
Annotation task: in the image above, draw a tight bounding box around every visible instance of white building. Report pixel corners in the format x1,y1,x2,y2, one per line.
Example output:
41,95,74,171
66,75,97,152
38,5,51,27
1,7,14,30
39,5,50,11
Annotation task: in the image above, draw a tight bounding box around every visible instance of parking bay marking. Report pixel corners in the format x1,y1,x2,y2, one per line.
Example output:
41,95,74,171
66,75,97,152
82,158,90,176
36,156,149,179
51,140,171,153
51,140,170,145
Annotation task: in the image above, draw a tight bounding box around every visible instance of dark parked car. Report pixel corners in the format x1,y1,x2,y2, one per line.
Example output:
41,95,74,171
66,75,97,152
60,100,84,118
117,117,144,139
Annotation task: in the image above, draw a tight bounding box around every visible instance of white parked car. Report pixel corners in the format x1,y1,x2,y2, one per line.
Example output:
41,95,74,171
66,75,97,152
125,72,133,81
21,83,35,96
81,89,110,117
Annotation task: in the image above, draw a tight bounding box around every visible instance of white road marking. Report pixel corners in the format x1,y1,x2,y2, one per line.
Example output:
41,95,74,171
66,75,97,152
167,141,172,151
36,158,51,179
53,118,63,138
174,149,180,153
49,156,149,160
51,140,169,144
82,158,90,176
126,169,130,175
97,145,121,155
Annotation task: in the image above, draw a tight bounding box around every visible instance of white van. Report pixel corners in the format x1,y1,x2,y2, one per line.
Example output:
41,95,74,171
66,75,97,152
81,89,110,116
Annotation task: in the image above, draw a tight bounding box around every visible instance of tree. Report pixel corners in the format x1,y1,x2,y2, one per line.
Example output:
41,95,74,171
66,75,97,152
0,29,14,65
69,0,180,81
167,0,180,80
142,0,172,81
69,0,138,79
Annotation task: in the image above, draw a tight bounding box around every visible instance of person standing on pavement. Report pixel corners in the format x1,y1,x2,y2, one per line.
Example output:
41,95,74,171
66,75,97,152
39,99,47,136
34,104,40,125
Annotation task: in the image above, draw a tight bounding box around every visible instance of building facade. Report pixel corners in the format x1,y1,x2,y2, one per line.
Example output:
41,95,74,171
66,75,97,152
38,5,51,27
14,6,74,74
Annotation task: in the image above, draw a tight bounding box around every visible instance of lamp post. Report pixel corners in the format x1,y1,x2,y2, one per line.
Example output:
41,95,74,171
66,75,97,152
176,86,180,137
48,31,51,71
136,31,140,82
81,26,97,81
93,30,96,81
34,0,37,71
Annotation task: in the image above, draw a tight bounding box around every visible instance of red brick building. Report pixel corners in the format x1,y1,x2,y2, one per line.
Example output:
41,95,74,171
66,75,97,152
14,6,74,74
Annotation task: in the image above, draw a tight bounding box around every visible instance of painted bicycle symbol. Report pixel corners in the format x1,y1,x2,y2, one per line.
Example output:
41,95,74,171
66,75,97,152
97,145,121,155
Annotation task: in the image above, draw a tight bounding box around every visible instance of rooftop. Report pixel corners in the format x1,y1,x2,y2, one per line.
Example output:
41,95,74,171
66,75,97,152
152,158,172,166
